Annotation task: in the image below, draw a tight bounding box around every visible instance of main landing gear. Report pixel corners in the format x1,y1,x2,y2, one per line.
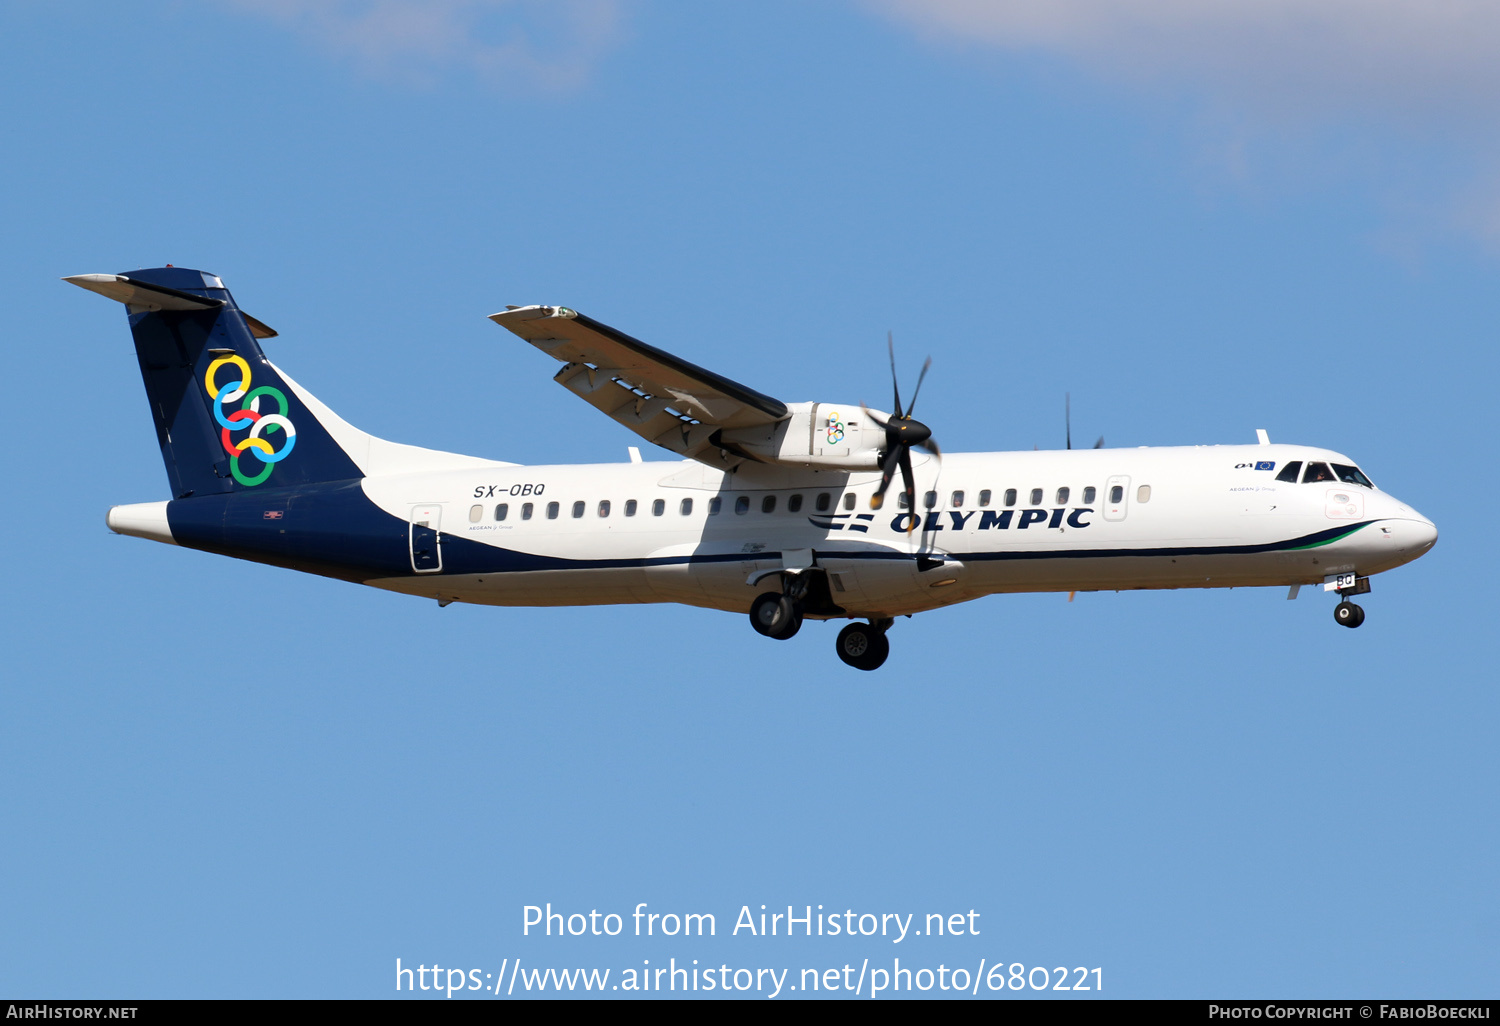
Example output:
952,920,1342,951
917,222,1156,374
835,620,891,671
750,592,802,640
748,586,893,670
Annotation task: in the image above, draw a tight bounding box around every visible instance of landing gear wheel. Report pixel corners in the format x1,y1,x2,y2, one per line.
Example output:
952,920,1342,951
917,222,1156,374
836,622,890,670
1334,601,1365,628
750,592,802,639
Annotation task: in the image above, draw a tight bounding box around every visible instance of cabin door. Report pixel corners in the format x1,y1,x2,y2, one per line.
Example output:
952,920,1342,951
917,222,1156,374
409,505,443,573
1103,476,1131,522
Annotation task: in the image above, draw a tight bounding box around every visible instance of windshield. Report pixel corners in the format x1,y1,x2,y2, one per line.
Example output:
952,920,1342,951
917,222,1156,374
1332,463,1375,488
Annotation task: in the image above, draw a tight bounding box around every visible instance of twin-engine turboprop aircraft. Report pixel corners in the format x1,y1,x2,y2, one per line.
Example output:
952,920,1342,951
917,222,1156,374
71,266,1437,670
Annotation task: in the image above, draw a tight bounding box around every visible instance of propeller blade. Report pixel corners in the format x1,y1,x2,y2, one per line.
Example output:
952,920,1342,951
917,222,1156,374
907,356,932,417
860,402,888,429
869,445,904,509
887,331,902,418
1066,392,1072,450
1093,436,1105,449
899,446,917,532
917,438,941,457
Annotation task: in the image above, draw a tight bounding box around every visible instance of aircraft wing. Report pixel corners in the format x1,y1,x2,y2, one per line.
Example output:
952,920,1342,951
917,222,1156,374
489,305,788,465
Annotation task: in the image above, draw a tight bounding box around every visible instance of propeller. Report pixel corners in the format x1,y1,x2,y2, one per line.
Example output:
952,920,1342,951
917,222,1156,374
1066,393,1104,449
865,332,941,518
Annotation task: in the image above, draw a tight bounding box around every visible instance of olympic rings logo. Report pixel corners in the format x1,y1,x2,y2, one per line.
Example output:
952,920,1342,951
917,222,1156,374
205,355,297,487
826,411,845,446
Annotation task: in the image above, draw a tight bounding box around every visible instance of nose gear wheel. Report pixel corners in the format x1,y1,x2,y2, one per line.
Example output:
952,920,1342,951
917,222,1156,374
1334,600,1365,628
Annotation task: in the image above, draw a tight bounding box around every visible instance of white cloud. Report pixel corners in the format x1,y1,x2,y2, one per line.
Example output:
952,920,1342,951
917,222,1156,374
226,0,623,90
865,1,1500,127
864,1,1500,246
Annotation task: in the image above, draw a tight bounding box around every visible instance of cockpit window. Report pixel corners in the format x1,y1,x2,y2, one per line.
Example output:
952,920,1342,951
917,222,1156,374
1275,461,1302,483
1302,462,1335,484
1332,464,1375,488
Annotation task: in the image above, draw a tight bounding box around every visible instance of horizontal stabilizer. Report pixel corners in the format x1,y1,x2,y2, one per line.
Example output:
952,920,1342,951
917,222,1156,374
64,273,223,311
65,274,277,336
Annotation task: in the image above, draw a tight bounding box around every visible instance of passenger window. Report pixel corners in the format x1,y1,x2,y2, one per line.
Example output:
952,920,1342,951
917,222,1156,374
1303,462,1335,484
546,501,560,519
598,500,611,518
951,490,964,507
1332,464,1375,488
1082,486,1095,504
735,496,750,514
521,502,533,520
469,504,483,523
572,501,585,518
652,499,665,516
1275,461,1303,483
843,493,856,511
495,503,508,521
1056,487,1069,504
815,492,831,512
708,496,721,514
680,498,693,515
1109,486,1123,503
788,494,803,513
898,492,909,509
624,500,637,517
1029,488,1043,505
979,489,991,507
1137,485,1151,503
924,491,937,509
1004,488,1017,507
761,495,776,513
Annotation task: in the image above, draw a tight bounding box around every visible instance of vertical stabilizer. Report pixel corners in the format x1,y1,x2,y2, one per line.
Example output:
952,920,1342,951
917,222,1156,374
68,267,364,498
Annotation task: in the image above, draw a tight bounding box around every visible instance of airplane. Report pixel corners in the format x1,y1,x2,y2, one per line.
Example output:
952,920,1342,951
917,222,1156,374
70,266,1438,670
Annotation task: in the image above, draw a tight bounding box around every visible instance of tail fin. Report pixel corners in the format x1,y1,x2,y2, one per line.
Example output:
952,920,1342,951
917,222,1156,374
68,267,364,498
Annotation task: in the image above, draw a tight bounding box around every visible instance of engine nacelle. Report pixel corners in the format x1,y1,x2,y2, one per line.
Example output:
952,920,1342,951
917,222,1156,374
715,402,888,470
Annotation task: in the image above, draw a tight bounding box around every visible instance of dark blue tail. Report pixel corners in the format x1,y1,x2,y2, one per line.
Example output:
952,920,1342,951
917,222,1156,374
74,267,363,498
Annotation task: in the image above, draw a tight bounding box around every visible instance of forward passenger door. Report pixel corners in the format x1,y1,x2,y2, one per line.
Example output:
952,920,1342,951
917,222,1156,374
1103,476,1130,522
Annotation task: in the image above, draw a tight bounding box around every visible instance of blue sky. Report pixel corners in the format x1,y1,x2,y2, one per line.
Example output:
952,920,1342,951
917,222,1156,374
2,0,1495,999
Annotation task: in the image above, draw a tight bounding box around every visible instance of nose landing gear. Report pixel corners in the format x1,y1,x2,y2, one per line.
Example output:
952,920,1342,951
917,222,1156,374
1334,600,1366,628
1329,574,1371,629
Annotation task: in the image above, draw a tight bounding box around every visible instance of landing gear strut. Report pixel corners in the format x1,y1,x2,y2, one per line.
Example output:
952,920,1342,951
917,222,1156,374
836,620,891,671
1330,575,1370,629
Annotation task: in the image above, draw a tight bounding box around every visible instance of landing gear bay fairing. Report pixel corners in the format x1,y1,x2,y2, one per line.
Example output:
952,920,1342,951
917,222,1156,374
73,267,1438,670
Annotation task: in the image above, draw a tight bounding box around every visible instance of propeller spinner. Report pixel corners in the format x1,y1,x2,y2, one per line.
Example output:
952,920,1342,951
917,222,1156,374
865,332,941,516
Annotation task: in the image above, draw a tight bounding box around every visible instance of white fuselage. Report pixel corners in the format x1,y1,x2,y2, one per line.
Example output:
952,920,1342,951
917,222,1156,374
351,442,1437,618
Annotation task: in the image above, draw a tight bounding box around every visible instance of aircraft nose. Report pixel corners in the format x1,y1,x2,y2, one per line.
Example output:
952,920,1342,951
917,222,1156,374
1385,512,1437,555
1409,516,1438,553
